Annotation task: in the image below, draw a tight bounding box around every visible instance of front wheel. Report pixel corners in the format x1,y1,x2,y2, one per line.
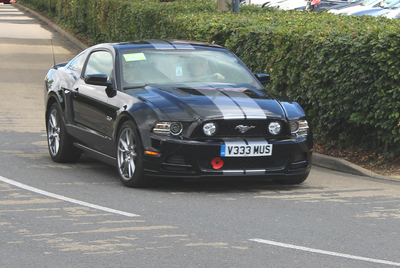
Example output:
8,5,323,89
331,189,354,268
116,121,147,188
272,172,309,185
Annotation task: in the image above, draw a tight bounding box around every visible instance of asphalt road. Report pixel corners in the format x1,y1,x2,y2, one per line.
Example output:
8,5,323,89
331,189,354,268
1,3,400,268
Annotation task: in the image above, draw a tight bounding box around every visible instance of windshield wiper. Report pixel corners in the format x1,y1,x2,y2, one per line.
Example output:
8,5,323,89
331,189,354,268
123,84,147,90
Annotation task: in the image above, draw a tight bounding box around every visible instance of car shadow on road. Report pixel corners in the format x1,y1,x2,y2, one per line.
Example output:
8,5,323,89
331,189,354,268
146,177,317,194
69,155,318,193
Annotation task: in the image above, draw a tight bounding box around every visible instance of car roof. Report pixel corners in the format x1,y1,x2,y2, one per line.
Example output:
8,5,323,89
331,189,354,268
93,40,227,53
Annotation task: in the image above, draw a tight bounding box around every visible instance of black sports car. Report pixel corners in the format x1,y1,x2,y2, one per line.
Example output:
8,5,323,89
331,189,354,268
44,40,313,187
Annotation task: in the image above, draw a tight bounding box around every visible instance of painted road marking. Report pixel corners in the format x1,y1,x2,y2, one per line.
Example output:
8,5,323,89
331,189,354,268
0,175,139,217
250,238,400,266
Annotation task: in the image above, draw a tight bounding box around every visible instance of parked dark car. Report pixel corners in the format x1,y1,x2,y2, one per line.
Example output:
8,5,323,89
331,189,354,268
0,0,11,4
44,40,313,187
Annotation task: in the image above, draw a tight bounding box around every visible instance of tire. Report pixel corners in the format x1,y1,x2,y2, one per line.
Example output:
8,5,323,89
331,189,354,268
47,103,81,163
272,172,309,185
116,121,147,188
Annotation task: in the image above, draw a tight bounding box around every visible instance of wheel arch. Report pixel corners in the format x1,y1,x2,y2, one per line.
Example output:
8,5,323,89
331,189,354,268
114,113,143,145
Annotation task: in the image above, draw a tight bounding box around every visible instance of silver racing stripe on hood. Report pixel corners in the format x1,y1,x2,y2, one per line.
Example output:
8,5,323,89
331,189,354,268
197,89,245,119
221,90,267,119
196,88,267,119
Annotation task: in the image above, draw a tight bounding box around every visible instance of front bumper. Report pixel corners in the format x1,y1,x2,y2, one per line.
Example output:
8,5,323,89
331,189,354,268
142,135,312,180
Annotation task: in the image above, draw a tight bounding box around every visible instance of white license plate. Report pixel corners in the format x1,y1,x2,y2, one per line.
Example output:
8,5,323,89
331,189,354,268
220,140,273,157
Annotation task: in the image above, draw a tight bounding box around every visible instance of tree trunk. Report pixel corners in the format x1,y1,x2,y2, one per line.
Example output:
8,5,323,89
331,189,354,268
217,0,229,11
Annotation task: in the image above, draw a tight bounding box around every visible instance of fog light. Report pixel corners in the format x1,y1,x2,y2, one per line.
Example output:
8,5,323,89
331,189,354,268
268,122,281,135
203,122,217,136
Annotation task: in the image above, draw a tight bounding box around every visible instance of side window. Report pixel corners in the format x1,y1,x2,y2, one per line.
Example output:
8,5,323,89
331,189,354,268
84,51,113,78
67,52,86,75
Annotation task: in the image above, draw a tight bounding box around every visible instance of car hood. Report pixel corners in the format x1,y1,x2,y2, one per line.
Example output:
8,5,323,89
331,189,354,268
131,84,298,121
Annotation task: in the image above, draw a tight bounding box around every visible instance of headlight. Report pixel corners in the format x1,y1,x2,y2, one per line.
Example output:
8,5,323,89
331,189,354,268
203,122,217,136
170,122,183,135
268,122,282,135
153,122,183,136
290,121,299,132
290,120,309,137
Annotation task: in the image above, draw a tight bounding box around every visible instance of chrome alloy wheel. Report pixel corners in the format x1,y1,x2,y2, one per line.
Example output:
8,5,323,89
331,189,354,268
47,108,61,156
117,128,138,180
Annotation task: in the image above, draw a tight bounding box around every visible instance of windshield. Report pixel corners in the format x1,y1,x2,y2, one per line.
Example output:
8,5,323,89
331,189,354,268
384,0,400,7
120,50,259,89
363,0,381,5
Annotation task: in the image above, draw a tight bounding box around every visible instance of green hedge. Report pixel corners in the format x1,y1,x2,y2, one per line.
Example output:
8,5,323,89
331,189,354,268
18,0,400,158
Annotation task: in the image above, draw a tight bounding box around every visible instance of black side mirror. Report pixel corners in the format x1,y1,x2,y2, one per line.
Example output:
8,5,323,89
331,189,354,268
85,74,116,97
84,74,113,87
254,73,270,85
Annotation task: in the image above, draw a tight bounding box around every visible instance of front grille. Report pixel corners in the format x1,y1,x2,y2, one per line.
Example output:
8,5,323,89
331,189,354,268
218,121,268,136
198,156,288,171
192,120,288,138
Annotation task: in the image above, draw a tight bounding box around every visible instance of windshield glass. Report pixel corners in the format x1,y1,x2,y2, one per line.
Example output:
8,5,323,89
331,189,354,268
363,0,380,5
120,50,259,88
384,0,400,7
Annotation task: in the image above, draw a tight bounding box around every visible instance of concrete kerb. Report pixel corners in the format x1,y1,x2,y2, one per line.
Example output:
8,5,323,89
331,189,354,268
313,153,400,183
13,3,400,184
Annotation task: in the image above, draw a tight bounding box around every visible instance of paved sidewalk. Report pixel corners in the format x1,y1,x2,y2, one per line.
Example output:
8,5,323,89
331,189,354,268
13,2,400,183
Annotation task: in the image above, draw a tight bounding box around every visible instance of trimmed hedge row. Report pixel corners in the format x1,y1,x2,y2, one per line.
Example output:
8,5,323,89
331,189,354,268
18,0,400,158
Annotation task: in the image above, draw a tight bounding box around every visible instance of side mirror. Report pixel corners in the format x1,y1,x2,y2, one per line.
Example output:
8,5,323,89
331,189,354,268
84,74,113,87
254,73,270,85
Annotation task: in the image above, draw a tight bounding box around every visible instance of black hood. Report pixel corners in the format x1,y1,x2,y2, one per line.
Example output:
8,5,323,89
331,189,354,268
133,84,289,121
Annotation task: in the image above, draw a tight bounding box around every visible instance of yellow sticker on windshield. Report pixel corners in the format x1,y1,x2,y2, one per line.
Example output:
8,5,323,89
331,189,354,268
123,53,146,62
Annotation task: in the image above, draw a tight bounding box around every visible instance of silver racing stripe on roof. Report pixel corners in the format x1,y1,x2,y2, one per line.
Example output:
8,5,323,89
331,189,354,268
171,42,195,50
197,89,245,119
221,90,267,119
147,40,175,50
147,40,195,50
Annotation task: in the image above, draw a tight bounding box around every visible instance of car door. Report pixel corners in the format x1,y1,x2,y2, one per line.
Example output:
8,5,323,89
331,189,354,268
69,49,116,155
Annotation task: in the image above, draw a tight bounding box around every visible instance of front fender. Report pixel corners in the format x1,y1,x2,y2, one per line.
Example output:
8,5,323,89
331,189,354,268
44,68,78,123
280,100,306,120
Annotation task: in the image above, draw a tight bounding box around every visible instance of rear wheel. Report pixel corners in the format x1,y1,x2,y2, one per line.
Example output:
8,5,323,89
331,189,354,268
116,121,147,188
272,172,309,185
47,103,81,163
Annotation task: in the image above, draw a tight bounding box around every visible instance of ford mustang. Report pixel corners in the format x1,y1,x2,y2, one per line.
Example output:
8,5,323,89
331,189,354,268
44,40,313,187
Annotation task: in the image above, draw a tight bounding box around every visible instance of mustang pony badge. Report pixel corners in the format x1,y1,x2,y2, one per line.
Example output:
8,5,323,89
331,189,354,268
235,125,256,133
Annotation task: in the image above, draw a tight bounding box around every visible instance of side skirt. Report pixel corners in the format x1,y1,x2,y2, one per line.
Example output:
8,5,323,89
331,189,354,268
74,143,117,166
